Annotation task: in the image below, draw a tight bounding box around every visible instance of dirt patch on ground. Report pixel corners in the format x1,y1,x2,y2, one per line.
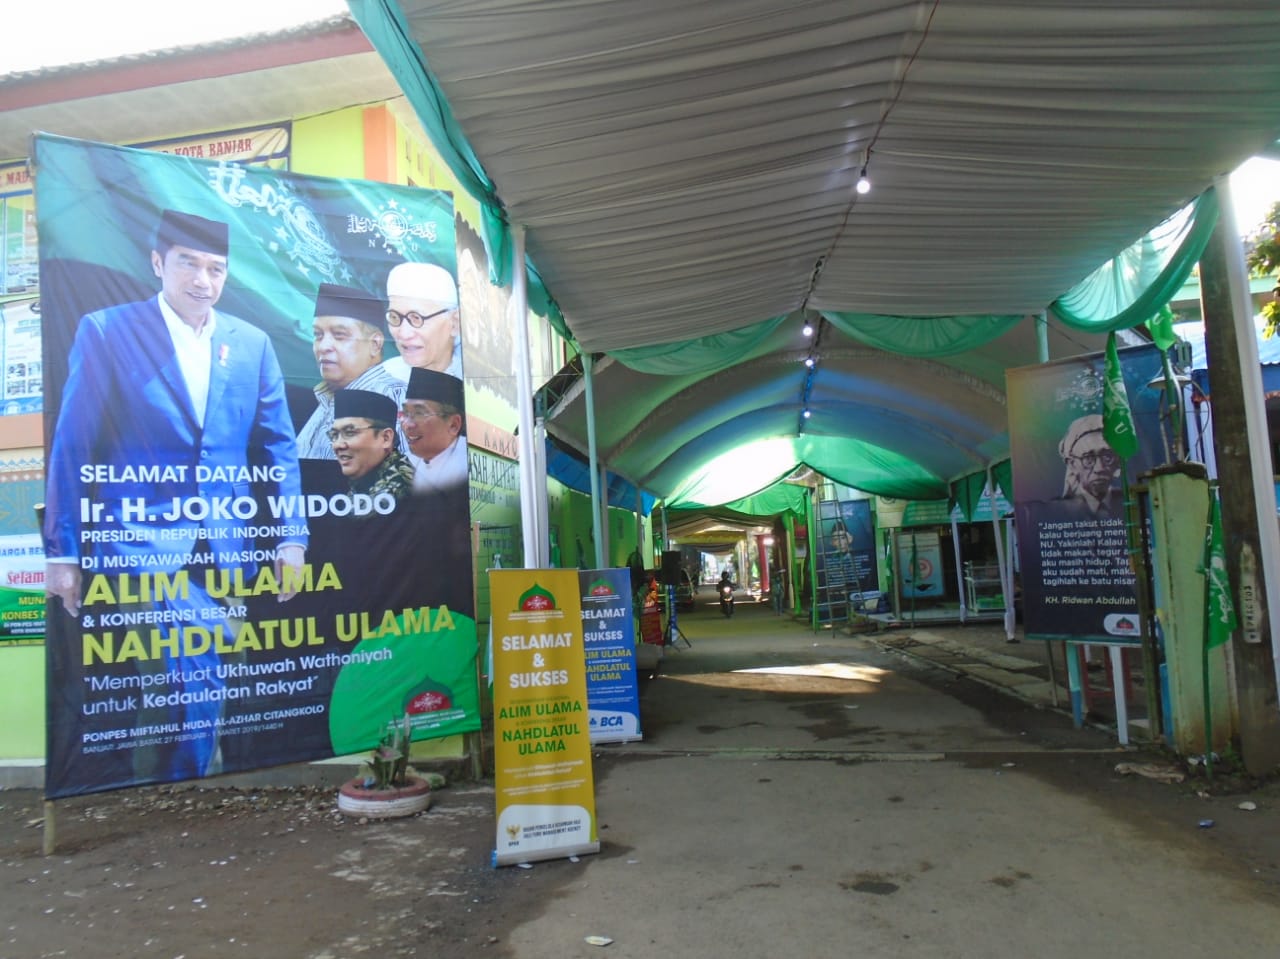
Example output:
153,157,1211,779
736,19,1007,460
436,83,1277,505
0,778,570,959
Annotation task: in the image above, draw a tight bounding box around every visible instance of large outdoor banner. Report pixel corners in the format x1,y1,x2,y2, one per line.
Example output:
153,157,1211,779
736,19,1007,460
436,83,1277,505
895,529,944,599
578,568,642,744
815,498,877,597
1007,344,1164,642
36,134,479,798
0,533,45,643
490,568,599,866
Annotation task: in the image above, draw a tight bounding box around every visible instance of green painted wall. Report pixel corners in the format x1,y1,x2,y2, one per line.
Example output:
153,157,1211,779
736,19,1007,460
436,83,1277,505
0,645,43,757
292,109,368,179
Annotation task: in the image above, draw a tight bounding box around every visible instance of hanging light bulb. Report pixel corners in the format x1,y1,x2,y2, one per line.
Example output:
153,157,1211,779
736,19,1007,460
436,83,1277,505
802,319,814,337
804,355,816,369
803,408,812,419
856,166,871,195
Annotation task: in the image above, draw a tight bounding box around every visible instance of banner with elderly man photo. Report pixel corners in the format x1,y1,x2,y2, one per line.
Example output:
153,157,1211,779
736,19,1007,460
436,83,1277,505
1006,343,1165,642
35,133,479,798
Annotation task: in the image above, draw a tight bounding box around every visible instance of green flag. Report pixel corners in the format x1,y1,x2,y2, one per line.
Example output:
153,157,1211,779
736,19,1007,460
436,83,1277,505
1144,305,1178,351
1205,494,1237,649
1102,332,1140,460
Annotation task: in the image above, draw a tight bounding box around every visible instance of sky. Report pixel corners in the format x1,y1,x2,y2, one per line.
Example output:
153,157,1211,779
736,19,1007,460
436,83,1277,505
1231,157,1280,235
8,1,349,73
7,1,1280,233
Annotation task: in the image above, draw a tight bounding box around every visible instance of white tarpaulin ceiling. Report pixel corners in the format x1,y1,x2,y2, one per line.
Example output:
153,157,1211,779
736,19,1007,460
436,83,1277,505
350,0,1280,504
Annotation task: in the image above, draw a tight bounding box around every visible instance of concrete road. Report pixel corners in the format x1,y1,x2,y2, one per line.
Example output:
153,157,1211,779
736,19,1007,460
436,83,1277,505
501,599,1280,958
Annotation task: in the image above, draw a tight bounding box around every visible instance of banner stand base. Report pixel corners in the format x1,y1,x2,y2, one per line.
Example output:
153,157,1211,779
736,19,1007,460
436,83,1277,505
493,840,600,869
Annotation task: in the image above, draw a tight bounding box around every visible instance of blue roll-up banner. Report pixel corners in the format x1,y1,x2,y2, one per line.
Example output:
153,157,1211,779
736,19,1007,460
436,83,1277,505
578,568,642,743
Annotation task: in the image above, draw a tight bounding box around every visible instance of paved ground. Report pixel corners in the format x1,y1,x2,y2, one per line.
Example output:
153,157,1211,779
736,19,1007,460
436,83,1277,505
846,606,1148,737
2,594,1278,958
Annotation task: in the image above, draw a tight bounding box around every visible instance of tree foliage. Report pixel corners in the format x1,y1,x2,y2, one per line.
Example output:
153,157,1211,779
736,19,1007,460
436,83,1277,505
1245,200,1280,338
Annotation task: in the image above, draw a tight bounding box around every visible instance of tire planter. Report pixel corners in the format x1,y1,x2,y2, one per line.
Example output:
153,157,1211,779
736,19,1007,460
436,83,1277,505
337,776,432,819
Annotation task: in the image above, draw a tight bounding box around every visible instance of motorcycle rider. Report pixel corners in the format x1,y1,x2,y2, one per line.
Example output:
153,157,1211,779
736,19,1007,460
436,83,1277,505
718,569,735,617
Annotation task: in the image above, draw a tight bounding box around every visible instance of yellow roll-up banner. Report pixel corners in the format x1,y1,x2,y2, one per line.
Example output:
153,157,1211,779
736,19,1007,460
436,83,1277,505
490,569,599,866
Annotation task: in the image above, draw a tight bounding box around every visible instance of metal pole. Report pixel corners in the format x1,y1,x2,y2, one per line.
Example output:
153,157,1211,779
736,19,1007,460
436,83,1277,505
533,407,550,566
1035,310,1050,364
635,487,643,567
987,468,1013,641
809,488,819,631
951,514,968,624
583,353,605,570
598,462,611,567
509,225,539,568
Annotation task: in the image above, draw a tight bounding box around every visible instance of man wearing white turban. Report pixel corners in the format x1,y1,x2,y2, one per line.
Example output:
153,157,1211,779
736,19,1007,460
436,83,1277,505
380,261,463,381
1054,414,1124,517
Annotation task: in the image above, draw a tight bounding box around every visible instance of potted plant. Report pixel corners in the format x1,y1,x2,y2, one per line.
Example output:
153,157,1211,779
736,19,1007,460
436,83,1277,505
337,714,433,819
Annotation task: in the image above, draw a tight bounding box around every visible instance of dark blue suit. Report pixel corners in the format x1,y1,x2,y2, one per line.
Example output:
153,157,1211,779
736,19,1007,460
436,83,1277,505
45,295,304,568
44,295,305,788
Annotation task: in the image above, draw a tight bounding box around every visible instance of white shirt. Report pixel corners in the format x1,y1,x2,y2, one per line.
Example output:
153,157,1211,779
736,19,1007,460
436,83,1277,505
412,435,469,493
157,294,215,427
381,343,463,383
296,363,407,459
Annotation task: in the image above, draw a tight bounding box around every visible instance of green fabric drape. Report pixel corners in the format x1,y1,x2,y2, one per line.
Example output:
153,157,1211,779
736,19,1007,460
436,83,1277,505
667,463,797,510
719,481,810,518
664,435,946,508
795,435,947,501
992,460,1014,510
610,314,789,375
820,312,1025,357
605,192,1215,374
950,472,988,523
1052,191,1219,332
347,0,511,286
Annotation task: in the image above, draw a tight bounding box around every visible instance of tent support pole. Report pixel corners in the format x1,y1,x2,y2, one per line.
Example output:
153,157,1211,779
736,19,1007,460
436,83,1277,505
511,225,540,568
599,462,611,566
987,467,1014,642
583,353,605,569
951,515,967,624
635,488,643,566
808,489,819,632
533,406,550,567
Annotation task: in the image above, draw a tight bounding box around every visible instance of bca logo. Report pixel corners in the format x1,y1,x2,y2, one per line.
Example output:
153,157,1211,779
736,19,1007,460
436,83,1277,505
599,716,624,727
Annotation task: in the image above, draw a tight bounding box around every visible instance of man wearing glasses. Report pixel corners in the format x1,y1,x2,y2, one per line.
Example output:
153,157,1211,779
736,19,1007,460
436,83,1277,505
1055,414,1124,518
381,261,463,382
296,284,404,459
401,367,468,493
329,389,414,500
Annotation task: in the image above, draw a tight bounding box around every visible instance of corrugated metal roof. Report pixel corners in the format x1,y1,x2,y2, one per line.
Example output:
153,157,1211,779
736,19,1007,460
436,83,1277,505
2,14,354,83
0,16,393,164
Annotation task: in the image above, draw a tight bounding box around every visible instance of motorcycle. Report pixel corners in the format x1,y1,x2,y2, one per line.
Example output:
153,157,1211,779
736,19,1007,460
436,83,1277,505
719,581,735,618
